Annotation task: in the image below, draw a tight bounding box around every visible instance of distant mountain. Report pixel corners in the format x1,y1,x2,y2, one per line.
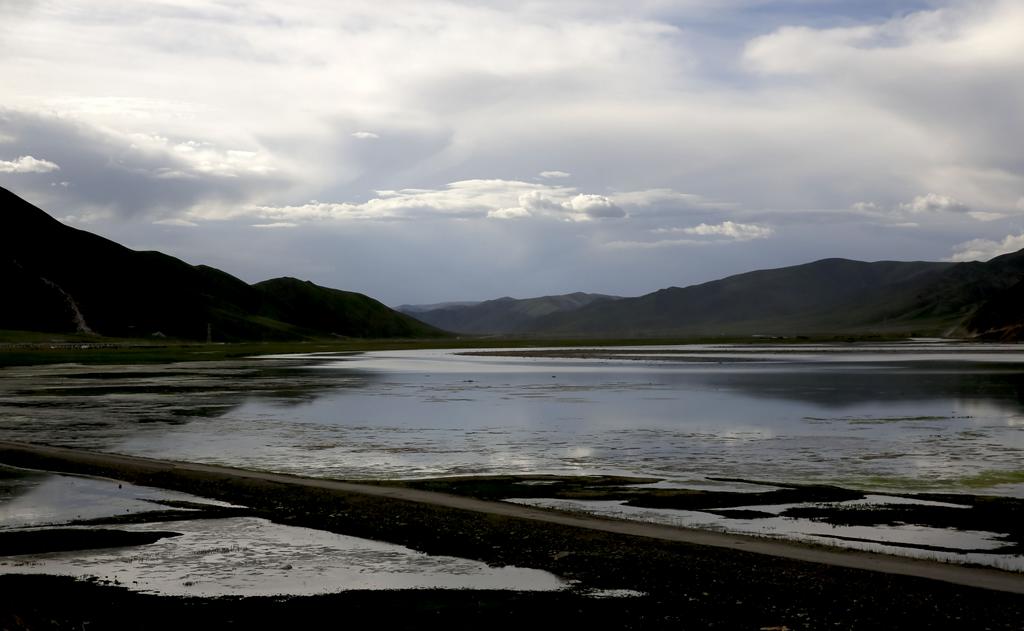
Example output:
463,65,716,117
9,184,1024,341
401,292,621,335
397,301,481,314
528,255,1024,338
0,187,444,341
402,253,1024,339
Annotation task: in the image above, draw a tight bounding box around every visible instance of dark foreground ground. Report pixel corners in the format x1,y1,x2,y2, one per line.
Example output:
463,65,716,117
1,445,1023,630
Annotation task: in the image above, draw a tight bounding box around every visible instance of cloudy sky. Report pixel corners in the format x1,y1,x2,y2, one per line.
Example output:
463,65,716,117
2,1,1022,305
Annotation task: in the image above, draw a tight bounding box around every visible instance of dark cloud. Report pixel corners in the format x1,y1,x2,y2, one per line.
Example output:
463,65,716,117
0,109,290,220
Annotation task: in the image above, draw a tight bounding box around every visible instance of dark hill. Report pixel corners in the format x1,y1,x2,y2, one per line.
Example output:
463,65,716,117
530,254,1024,338
255,278,438,338
0,187,443,341
402,292,621,335
960,250,1024,340
398,301,480,314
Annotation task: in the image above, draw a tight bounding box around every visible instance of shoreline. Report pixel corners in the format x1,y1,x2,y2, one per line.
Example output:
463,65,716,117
3,440,1024,628
2,440,1023,593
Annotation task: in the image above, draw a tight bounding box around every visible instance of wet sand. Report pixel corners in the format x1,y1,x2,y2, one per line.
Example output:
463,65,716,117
2,440,1024,629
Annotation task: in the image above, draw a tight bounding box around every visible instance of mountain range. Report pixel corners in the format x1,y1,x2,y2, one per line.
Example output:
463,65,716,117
398,293,621,335
5,185,1024,341
0,187,443,341
404,255,1024,340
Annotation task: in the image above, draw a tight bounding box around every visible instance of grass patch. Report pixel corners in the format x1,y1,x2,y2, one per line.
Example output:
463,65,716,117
0,332,930,368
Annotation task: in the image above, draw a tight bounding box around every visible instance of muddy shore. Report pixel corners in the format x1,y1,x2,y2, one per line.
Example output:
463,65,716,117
2,442,1024,629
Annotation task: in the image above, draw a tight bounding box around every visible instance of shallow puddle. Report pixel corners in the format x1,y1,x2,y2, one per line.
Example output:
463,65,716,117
507,497,1024,571
1,517,565,596
0,465,234,529
0,470,564,596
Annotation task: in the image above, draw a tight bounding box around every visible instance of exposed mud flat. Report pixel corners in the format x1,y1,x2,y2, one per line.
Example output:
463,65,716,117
379,474,1024,572
2,445,1024,630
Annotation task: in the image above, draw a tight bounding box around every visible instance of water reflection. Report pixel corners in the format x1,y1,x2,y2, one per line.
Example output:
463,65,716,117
0,359,377,450
680,365,1024,409
1,347,1023,495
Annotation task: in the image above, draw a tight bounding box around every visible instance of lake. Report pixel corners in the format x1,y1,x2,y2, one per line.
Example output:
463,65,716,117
3,341,1024,571
2,341,1023,495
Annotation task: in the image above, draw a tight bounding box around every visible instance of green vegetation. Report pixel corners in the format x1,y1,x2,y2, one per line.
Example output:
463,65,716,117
0,331,924,367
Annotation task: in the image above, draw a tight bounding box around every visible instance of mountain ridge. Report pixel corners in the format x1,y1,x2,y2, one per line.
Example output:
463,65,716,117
6,185,1024,341
399,292,621,335
0,187,444,341
406,255,1024,339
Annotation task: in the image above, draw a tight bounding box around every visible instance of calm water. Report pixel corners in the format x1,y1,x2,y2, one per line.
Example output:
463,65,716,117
2,341,1024,496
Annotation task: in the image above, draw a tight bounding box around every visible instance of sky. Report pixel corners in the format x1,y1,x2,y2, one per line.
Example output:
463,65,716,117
1,0,1023,305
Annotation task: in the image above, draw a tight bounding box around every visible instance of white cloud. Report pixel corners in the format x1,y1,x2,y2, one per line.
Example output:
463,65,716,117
665,221,773,241
855,193,1010,225
899,193,970,215
850,201,882,214
207,179,647,224
949,233,1024,262
0,155,60,173
5,1,1023,222
234,179,564,222
745,4,1024,76
608,220,773,248
487,206,532,220
539,170,571,179
741,2,1024,214
514,189,567,216
59,209,114,225
251,222,298,229
153,218,198,227
966,211,1007,222
610,189,732,211
603,238,703,250
566,194,625,219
